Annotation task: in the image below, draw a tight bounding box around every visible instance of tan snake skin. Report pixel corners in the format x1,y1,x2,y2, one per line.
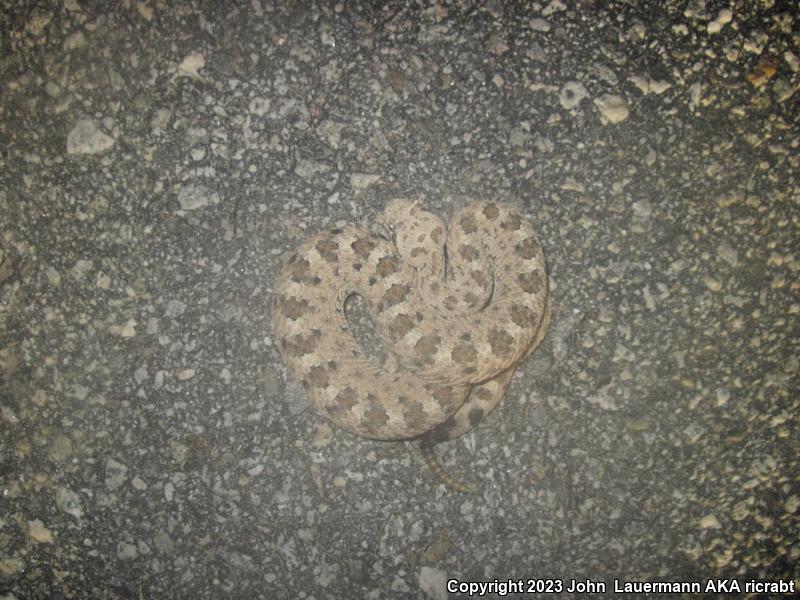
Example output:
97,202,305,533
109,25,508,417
272,200,550,451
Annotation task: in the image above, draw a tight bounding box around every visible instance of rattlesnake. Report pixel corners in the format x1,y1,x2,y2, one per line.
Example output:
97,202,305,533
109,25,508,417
272,200,551,489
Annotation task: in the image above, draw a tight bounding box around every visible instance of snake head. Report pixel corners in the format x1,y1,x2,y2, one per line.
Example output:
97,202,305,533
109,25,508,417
377,199,420,232
378,200,448,271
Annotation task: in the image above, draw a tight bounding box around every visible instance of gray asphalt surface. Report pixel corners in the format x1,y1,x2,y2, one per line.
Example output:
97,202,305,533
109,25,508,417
1,1,798,598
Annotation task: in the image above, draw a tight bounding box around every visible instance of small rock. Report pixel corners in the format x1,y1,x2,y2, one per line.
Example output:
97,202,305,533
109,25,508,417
715,388,731,406
703,276,722,291
0,557,25,578
526,42,547,62
747,55,778,88
165,299,187,317
594,94,629,123
26,12,52,37
743,30,768,55
134,364,149,384
48,435,73,462
2,406,19,427
767,252,785,267
529,18,551,32
698,514,722,529
177,51,205,79
624,416,651,432
419,566,448,600
114,319,137,338
71,259,93,278
630,75,649,93
45,266,61,287
154,529,175,554
632,198,652,220
178,183,219,210
542,0,566,16
0,254,11,286
67,118,115,155
591,63,619,86
627,21,646,40
26,519,54,543
683,0,708,20
715,548,733,569
785,51,799,73
56,487,83,519
137,2,153,21
105,458,128,490
485,32,509,55
350,173,381,191
688,82,703,110
509,129,527,147
707,8,732,34
64,31,86,50
422,531,451,563
559,81,587,109
717,242,738,267
312,421,333,449
117,542,138,560
318,120,344,149
67,383,89,401
630,75,671,95
294,159,330,180
248,96,271,116
773,79,797,102
649,80,671,94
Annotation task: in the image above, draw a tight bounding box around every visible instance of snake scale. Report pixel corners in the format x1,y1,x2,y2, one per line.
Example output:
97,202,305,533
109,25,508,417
272,200,551,489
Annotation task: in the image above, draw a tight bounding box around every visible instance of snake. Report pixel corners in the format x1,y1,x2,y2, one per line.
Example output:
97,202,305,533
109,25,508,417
272,200,551,490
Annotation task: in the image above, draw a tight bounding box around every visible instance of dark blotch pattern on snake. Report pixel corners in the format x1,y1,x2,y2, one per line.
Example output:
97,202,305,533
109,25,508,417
272,200,551,455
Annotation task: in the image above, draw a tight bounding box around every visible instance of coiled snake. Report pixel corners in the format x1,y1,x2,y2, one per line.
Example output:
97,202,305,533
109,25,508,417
272,200,551,491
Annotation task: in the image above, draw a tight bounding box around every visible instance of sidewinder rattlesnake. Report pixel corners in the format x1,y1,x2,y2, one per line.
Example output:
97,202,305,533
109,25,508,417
272,200,551,490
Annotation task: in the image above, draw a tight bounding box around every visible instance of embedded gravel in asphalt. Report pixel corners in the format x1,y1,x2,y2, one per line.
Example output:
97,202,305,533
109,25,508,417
1,1,798,598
